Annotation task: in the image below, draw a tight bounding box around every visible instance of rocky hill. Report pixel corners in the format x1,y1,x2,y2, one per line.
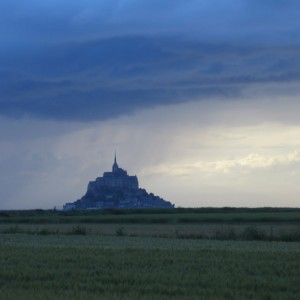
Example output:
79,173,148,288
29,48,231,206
64,155,174,210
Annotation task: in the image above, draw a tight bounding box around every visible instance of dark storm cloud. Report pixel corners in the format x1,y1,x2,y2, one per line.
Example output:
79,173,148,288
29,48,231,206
1,1,300,121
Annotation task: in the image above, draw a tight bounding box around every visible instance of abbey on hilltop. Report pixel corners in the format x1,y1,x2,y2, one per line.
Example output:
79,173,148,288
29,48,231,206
63,154,174,210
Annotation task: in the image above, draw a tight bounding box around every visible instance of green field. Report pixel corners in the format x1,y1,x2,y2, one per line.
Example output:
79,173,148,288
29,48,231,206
0,208,300,299
1,208,300,225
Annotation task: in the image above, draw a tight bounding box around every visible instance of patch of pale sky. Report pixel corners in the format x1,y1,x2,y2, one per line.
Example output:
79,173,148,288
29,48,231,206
1,97,300,208
142,151,300,176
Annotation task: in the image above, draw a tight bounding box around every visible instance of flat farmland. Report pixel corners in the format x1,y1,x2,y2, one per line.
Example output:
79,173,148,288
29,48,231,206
0,208,299,299
1,223,300,241
1,208,300,225
1,235,300,300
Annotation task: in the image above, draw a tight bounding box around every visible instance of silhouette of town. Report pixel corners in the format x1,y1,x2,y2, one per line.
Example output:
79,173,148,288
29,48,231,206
64,154,174,210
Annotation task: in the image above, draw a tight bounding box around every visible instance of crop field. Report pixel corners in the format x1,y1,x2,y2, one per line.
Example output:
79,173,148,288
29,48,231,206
1,208,300,225
0,208,300,299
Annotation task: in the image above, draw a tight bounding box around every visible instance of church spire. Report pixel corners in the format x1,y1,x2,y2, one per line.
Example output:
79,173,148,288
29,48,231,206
112,151,119,172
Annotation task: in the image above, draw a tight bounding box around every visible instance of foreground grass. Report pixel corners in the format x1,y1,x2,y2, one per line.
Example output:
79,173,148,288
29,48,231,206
1,235,300,300
1,209,299,299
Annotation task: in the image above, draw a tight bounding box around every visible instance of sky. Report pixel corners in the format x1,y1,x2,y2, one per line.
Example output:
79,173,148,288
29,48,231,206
1,0,300,209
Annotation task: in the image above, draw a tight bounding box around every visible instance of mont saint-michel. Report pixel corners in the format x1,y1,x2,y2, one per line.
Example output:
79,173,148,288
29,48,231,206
64,155,174,210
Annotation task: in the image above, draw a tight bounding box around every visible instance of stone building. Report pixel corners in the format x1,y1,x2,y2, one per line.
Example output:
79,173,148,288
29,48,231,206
63,154,174,210
91,154,139,190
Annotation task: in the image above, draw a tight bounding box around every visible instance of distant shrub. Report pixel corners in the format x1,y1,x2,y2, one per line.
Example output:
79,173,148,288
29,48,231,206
37,228,52,235
2,225,23,234
178,217,199,223
126,218,143,224
69,225,87,235
242,227,266,241
150,218,169,224
0,212,10,218
278,228,300,242
116,227,125,237
174,229,206,240
231,218,243,223
215,228,238,240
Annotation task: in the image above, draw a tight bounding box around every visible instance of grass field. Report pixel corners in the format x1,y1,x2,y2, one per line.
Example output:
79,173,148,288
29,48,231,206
1,223,300,242
0,208,299,299
1,235,300,300
1,208,300,225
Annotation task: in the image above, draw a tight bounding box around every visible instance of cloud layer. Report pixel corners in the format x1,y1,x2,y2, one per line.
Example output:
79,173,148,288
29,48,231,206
1,1,300,121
